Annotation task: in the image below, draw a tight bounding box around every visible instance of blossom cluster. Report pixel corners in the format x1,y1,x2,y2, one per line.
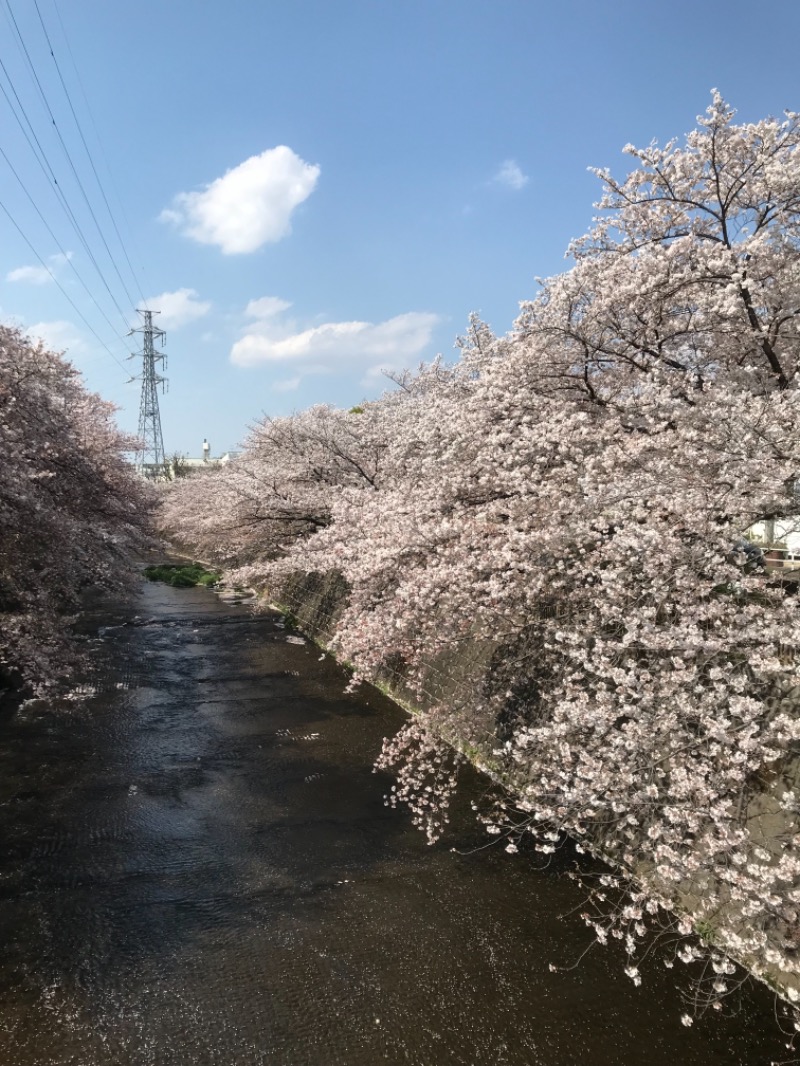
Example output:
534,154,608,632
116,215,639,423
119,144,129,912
0,326,151,692
160,96,800,1017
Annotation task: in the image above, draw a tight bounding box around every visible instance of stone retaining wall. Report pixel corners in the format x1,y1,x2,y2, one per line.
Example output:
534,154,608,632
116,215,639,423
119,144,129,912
270,567,800,1004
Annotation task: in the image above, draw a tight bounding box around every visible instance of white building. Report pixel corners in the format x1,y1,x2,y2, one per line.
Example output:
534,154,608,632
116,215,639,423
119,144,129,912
169,439,234,478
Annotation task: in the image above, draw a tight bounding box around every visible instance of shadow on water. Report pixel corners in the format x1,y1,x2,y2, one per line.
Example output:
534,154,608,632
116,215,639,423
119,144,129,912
0,578,790,1065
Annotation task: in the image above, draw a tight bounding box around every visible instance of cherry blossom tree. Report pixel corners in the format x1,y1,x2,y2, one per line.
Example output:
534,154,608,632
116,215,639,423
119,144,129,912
0,325,151,693
159,402,396,571
160,97,800,1022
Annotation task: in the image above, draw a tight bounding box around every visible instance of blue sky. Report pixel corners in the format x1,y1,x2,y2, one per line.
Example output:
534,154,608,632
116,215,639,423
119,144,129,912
2,0,799,456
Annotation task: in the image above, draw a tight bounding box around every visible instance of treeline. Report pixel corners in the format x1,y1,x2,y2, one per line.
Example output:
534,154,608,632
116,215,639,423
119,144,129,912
0,325,151,693
160,97,800,1014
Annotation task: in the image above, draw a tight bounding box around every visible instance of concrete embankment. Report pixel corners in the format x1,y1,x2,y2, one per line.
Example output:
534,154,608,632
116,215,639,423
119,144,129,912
270,569,800,1008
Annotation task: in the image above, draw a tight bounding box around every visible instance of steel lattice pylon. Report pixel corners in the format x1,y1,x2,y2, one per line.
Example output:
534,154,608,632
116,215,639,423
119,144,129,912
129,309,168,479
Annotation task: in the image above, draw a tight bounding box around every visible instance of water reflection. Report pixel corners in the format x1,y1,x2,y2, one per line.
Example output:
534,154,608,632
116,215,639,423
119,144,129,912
0,580,787,1065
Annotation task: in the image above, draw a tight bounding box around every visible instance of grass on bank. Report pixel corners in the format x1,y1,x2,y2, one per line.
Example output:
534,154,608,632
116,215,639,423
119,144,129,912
143,563,221,588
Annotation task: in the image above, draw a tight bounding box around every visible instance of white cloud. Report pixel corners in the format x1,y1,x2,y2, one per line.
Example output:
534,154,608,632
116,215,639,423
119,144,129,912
231,310,441,373
144,288,211,329
493,159,529,190
26,319,84,354
8,264,51,285
7,252,72,285
160,146,320,254
246,295,292,319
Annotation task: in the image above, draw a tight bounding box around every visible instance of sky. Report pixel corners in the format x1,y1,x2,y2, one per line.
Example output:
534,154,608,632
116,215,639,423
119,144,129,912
2,0,800,458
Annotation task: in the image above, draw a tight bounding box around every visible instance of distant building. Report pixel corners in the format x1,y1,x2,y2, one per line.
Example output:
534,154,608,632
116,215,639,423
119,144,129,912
747,517,800,570
168,439,235,479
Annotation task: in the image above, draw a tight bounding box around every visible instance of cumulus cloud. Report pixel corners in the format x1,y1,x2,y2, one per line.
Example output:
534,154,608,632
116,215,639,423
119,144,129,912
493,159,529,190
7,252,72,285
160,146,320,254
230,308,441,377
144,288,211,329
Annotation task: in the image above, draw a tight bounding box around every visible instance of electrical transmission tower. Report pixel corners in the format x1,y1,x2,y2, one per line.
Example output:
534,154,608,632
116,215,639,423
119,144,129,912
129,309,168,479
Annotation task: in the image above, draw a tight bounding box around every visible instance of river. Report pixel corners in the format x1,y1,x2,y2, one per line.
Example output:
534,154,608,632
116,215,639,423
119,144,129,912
0,577,788,1065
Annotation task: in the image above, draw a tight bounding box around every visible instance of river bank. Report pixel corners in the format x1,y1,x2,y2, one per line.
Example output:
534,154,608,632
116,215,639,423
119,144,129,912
268,568,800,1012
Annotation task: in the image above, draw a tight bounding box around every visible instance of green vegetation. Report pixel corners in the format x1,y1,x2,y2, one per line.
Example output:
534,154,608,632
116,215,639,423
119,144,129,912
694,918,718,946
144,562,220,588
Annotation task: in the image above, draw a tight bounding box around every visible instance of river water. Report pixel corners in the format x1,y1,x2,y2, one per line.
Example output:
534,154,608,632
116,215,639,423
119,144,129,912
0,578,789,1065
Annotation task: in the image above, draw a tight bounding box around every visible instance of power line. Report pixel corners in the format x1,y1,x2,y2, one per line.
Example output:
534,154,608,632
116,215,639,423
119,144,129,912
0,1,163,393
33,0,148,307
0,140,133,344
0,57,83,241
0,195,131,376
3,0,138,324
0,47,133,369
0,58,132,330
48,0,152,305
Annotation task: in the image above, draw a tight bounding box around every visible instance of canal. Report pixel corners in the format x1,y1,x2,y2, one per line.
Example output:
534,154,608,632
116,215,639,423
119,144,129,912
0,577,788,1065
